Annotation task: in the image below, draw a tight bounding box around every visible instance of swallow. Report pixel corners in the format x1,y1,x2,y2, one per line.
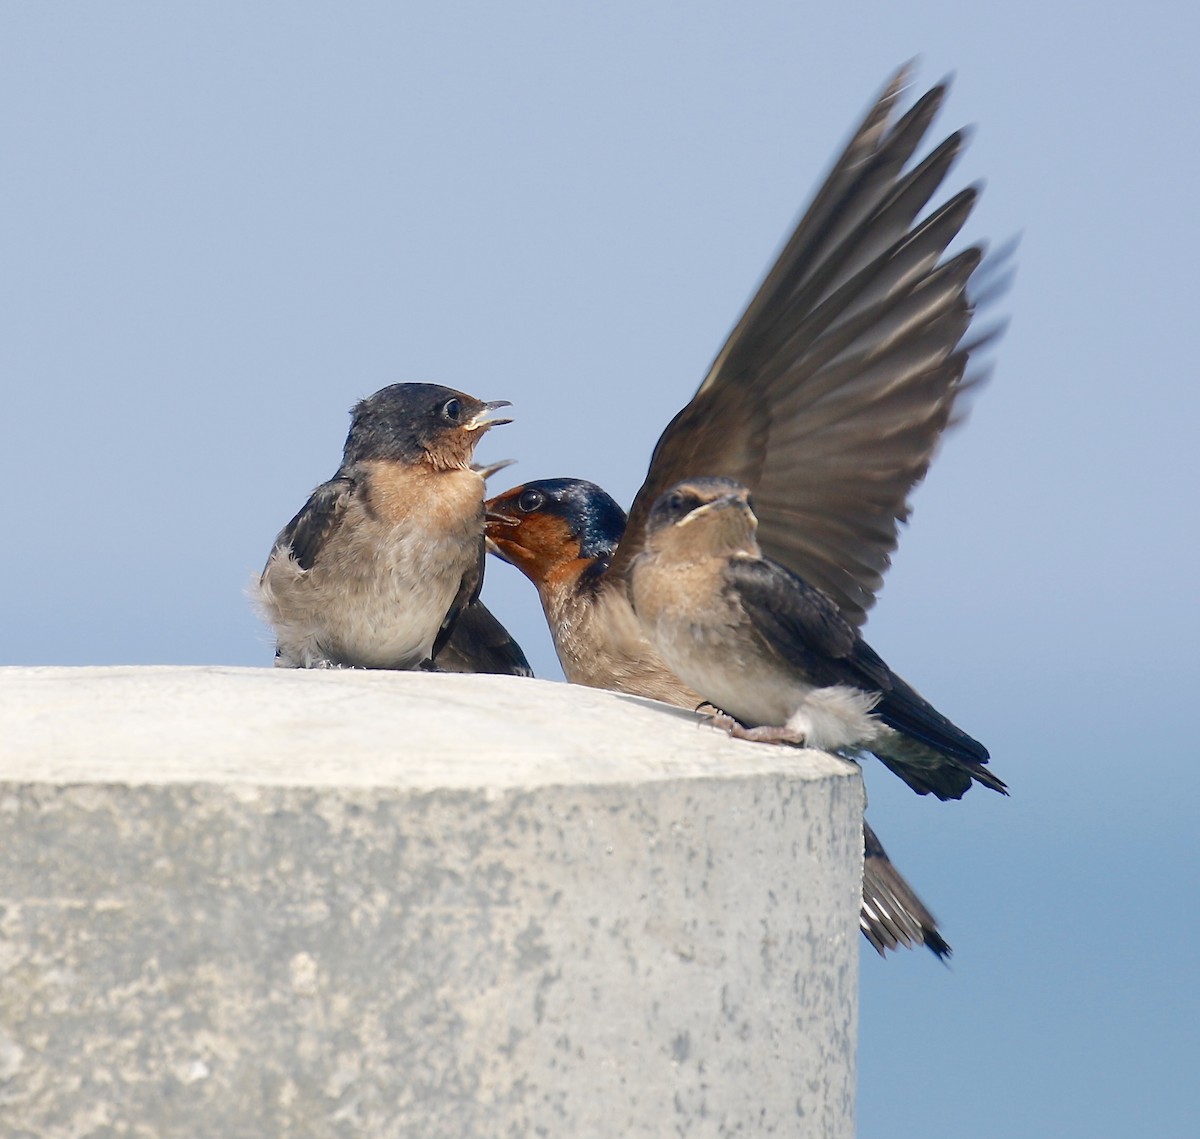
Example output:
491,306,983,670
629,477,1005,803
255,382,530,674
486,68,1008,954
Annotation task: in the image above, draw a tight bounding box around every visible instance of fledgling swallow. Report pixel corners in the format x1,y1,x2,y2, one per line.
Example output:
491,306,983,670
486,69,1010,954
487,477,955,957
255,381,529,674
629,477,1006,801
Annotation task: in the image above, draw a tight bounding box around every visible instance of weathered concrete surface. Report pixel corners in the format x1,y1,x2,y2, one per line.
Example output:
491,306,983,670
0,666,862,1138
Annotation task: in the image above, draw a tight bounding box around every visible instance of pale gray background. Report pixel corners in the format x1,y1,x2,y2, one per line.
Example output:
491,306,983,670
2,3,1196,1136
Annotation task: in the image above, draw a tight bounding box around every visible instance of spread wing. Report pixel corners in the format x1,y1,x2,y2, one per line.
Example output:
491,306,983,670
434,599,534,676
267,475,356,572
609,66,995,625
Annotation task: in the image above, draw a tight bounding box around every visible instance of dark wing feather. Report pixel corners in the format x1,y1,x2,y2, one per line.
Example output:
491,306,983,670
609,68,997,626
434,599,534,677
269,476,355,572
872,670,990,767
861,820,950,959
429,541,485,663
726,555,989,767
725,555,888,687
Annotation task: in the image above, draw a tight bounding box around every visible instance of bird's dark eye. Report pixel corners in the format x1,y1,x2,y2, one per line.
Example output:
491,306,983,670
517,489,545,513
667,491,686,513
442,398,462,422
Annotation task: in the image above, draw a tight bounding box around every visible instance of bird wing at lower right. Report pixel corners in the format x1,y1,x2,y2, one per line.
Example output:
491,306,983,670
861,819,950,958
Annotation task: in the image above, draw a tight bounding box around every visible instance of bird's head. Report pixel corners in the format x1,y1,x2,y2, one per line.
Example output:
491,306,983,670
485,478,627,590
342,383,512,471
644,476,760,560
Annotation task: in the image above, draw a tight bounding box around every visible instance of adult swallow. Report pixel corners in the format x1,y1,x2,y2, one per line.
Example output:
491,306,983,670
629,477,1005,801
487,477,959,956
486,68,1006,953
256,382,529,674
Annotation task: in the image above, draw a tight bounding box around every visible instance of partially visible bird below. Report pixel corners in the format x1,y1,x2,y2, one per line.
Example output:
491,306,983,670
255,382,529,675
862,819,950,958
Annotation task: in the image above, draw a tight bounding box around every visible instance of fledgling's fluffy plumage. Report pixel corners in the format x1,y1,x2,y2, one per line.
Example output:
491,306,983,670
256,382,529,674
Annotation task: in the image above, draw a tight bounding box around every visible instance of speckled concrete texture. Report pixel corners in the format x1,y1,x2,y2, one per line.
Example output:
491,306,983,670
0,667,862,1138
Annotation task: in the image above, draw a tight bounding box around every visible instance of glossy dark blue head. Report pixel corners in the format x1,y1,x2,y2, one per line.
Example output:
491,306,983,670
485,478,628,580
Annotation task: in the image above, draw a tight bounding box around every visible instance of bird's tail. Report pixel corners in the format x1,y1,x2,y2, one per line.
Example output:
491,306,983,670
861,819,950,959
870,723,1008,800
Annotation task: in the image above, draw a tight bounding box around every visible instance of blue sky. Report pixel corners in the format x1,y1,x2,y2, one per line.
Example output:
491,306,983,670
2,4,1196,1135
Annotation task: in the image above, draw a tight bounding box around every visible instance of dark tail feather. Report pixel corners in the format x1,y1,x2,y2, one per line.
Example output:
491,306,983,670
876,673,990,767
432,601,534,677
861,820,950,960
871,724,1008,800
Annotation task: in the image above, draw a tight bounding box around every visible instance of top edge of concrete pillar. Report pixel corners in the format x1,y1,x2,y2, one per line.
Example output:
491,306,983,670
0,665,857,791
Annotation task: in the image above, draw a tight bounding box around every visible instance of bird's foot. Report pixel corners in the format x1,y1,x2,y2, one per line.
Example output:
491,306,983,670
701,708,807,747
728,723,808,746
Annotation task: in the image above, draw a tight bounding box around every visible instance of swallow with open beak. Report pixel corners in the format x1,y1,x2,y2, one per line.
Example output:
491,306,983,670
630,478,1005,803
256,382,529,674
485,68,1008,954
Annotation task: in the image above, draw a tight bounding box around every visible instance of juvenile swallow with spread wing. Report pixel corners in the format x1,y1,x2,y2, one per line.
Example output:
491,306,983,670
485,69,1006,954
256,382,529,674
630,478,1004,798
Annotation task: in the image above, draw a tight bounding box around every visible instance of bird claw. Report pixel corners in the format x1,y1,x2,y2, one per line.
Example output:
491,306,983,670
695,705,735,731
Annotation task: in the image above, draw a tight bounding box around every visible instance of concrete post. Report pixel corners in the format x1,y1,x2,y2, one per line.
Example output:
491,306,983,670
0,666,862,1138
